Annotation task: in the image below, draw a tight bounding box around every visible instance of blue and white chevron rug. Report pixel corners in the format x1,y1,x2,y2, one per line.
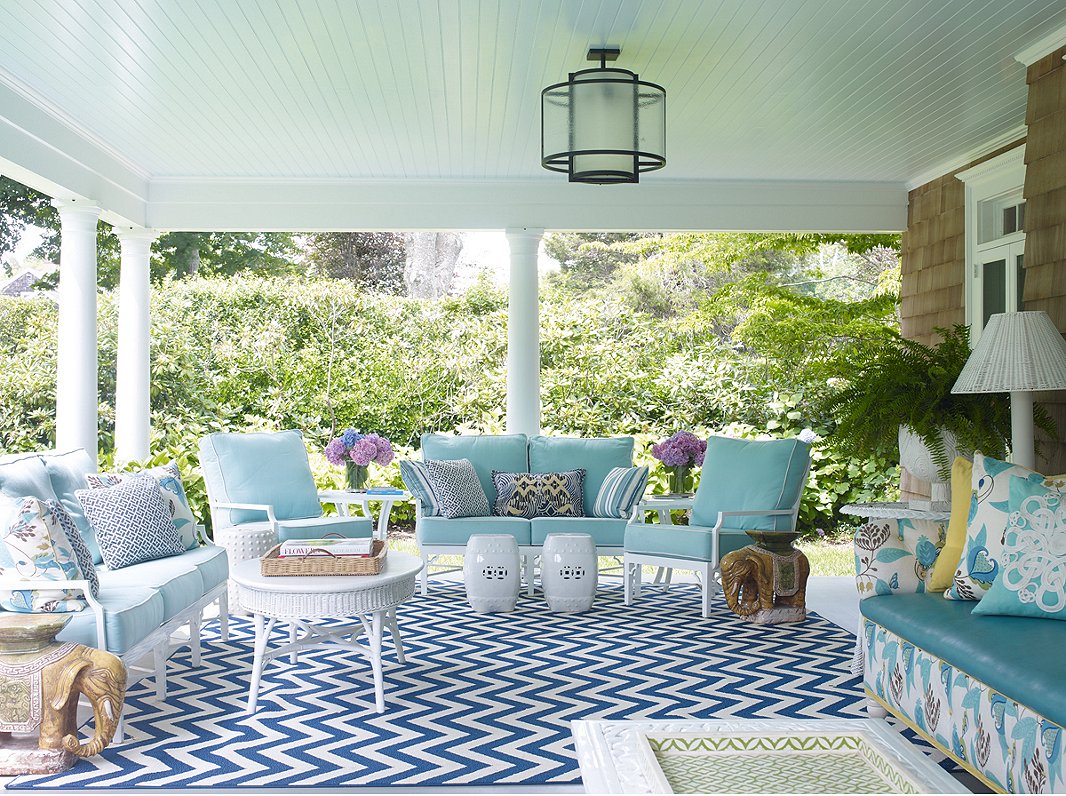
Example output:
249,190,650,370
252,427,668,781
13,582,864,790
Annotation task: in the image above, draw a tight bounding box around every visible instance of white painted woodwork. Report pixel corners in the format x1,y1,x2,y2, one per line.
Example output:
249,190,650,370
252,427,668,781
505,228,543,436
115,227,158,465
53,200,101,462
1,1,1065,231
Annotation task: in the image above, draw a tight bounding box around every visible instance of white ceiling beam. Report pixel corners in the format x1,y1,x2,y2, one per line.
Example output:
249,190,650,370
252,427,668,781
1014,22,1066,66
147,177,907,233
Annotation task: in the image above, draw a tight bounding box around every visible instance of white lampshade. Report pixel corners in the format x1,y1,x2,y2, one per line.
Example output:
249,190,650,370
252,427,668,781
953,311,1066,395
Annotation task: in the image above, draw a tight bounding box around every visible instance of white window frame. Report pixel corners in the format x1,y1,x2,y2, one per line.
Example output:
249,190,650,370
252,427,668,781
956,145,1026,345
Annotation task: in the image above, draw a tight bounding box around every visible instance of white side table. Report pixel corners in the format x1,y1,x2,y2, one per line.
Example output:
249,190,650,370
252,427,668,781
840,502,951,524
632,496,696,588
230,552,423,714
318,489,412,541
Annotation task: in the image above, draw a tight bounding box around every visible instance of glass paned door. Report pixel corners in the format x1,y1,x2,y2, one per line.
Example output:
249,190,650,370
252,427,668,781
974,241,1025,335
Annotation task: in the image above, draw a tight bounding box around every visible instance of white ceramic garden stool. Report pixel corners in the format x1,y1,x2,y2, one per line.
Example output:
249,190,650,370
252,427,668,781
463,535,521,613
541,533,598,613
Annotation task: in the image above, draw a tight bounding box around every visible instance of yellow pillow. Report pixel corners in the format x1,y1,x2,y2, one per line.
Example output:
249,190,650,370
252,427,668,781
927,456,972,592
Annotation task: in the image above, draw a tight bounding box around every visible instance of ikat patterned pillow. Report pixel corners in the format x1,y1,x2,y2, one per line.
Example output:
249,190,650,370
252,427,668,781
423,459,491,519
0,496,89,612
491,470,586,518
76,475,185,570
973,474,1066,620
88,462,198,549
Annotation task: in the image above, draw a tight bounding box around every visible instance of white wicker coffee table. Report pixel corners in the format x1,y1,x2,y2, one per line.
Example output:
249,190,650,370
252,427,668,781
231,552,423,714
572,719,961,793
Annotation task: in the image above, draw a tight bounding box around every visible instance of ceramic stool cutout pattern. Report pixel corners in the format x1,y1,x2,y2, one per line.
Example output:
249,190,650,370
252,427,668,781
463,535,521,613
542,533,597,613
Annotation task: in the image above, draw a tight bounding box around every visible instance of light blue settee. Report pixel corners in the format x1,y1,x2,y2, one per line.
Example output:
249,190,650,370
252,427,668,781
415,434,637,594
0,449,228,701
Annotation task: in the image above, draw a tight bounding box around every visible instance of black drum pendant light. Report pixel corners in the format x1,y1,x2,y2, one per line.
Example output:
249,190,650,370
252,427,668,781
541,47,666,184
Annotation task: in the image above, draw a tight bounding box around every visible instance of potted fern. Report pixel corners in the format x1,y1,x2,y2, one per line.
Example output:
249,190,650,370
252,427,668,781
818,325,1054,493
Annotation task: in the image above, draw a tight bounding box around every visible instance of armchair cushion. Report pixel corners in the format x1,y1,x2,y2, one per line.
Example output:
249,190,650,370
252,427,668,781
275,515,373,541
199,430,322,525
98,556,204,621
692,436,810,531
421,434,528,505
624,522,752,562
528,436,633,516
40,449,102,564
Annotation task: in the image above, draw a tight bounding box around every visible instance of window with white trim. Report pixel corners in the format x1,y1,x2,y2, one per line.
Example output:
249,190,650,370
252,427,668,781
957,145,1026,344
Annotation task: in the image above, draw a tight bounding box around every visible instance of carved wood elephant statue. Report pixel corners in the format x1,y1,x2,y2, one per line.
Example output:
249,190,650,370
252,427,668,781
38,646,127,757
721,545,810,624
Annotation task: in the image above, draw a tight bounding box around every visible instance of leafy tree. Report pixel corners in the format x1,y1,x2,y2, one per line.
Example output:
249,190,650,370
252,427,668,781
305,232,406,293
152,232,299,281
543,232,657,287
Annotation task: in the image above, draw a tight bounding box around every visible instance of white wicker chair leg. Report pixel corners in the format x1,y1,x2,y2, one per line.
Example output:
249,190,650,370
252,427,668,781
701,562,714,618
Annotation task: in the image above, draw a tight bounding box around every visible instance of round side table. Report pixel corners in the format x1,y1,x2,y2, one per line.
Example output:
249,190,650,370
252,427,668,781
230,552,423,714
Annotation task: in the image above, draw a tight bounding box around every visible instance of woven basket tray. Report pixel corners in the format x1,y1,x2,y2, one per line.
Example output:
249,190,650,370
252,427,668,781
260,540,387,577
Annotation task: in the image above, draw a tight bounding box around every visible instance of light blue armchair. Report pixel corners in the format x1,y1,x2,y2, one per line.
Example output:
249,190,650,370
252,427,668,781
624,435,811,618
199,431,373,595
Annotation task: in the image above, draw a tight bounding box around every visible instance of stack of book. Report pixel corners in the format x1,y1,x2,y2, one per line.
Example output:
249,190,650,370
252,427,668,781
278,538,374,558
366,486,405,496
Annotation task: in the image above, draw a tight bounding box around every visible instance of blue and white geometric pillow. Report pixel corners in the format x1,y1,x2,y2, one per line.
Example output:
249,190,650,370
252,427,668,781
76,475,185,571
46,499,99,599
423,459,491,519
593,466,649,518
399,460,442,517
0,496,89,612
973,474,1066,621
88,462,198,549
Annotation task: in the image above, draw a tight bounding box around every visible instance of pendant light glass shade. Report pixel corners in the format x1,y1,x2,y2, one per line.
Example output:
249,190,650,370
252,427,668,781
542,65,666,184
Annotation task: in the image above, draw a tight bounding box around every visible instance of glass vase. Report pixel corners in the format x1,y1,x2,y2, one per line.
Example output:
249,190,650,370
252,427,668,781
667,464,693,496
345,462,369,491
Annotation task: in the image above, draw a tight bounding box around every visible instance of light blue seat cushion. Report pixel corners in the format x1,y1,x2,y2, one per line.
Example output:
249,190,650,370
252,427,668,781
40,449,102,564
421,434,529,504
177,544,229,590
98,556,204,621
418,516,531,546
531,517,629,546
199,430,322,525
276,516,373,541
692,436,810,531
528,436,634,517
55,586,164,654
625,523,753,562
0,454,59,504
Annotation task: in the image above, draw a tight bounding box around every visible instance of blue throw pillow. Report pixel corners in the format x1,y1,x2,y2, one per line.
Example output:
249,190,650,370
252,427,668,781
76,475,185,570
592,466,649,518
399,460,441,517
973,474,1066,621
424,459,490,519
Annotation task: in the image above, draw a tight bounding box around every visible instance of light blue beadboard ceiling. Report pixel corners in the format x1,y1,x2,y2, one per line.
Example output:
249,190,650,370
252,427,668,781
0,0,1063,184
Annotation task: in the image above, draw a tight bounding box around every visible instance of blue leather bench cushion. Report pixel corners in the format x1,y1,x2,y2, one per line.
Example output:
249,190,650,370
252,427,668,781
276,515,373,541
625,523,753,561
862,593,1066,729
531,517,629,546
421,434,529,504
41,449,102,564
418,516,531,545
98,556,205,621
528,436,633,517
56,586,165,654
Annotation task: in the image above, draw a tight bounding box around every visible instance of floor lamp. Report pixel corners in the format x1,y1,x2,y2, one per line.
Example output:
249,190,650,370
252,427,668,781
952,311,1066,470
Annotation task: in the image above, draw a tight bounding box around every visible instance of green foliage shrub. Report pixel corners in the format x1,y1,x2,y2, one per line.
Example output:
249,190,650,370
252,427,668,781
0,272,899,536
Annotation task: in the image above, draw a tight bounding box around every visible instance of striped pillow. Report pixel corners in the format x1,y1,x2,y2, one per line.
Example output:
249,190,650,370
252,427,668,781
593,466,649,519
399,460,442,517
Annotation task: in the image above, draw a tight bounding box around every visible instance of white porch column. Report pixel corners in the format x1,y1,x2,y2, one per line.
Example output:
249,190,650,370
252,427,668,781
53,200,102,461
505,228,544,436
115,227,158,464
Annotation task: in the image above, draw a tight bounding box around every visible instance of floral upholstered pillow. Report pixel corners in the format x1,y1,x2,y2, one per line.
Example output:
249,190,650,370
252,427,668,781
854,517,945,599
973,474,1066,620
0,496,89,612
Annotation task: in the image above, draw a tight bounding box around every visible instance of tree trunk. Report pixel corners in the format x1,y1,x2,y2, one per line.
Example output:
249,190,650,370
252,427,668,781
403,232,462,299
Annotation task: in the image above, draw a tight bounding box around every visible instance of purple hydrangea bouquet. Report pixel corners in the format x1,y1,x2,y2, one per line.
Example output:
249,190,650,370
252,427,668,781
651,431,707,496
325,429,395,491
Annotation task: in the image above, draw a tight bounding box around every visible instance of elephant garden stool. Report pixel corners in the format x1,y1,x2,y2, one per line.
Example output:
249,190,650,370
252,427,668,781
0,613,127,774
720,530,810,625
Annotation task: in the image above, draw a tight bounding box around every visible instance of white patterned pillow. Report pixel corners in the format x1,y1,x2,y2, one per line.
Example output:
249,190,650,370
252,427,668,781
853,517,945,599
76,475,185,570
88,462,198,549
424,459,491,519
46,499,99,599
0,496,89,612
946,452,1036,601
